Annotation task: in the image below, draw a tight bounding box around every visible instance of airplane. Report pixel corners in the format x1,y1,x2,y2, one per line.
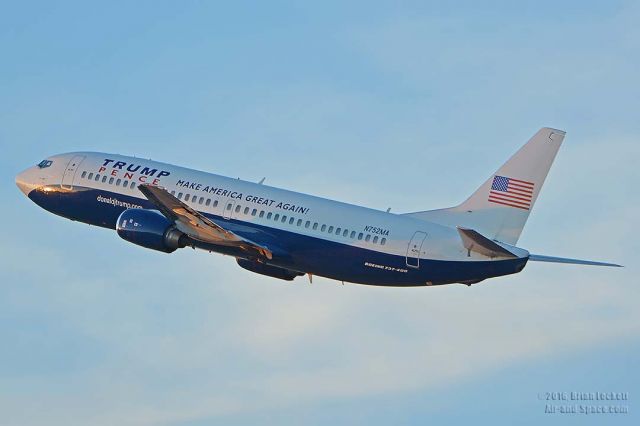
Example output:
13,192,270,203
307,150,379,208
15,127,621,287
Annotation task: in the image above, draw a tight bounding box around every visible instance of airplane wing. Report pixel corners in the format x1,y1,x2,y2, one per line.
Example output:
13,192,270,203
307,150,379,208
138,184,273,260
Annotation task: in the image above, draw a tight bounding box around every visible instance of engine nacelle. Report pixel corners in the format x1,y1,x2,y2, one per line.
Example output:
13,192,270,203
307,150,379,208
116,209,186,253
236,259,304,281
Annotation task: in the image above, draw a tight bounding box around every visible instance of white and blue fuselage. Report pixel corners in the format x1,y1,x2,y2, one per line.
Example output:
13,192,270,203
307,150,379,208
15,151,527,286
16,129,619,287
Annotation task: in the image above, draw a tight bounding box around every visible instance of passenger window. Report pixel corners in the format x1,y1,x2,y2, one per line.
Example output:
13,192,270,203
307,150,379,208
185,194,190,201
305,221,310,228
343,229,348,237
296,219,302,226
130,182,135,189
328,226,334,233
199,197,204,205
274,214,280,221
281,215,287,223
365,234,371,242
123,180,128,187
289,217,294,225
350,231,356,239
381,238,387,245
178,192,183,199
313,223,318,230
244,207,250,215
267,212,272,219
321,224,326,232
88,173,94,180
81,171,87,178
373,236,379,244
235,205,241,213
251,209,257,216
335,227,341,235
358,233,363,240
259,211,265,218
213,200,219,207
116,179,122,186
226,203,233,211
95,174,100,181
109,177,114,184
102,175,107,183
206,199,211,206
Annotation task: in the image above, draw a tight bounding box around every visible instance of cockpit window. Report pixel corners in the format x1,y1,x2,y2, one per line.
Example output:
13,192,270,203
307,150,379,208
37,160,53,169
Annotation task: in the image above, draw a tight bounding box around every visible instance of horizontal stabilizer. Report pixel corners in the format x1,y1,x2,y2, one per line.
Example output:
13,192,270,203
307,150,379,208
528,254,622,267
457,227,518,259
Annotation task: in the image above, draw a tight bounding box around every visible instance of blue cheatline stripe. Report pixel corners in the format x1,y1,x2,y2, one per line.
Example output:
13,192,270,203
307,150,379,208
28,186,527,286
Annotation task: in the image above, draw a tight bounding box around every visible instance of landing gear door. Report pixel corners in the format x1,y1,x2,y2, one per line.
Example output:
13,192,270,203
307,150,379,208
61,155,86,189
406,231,427,268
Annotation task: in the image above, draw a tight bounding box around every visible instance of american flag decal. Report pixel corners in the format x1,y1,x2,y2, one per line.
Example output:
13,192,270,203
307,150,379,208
488,176,534,210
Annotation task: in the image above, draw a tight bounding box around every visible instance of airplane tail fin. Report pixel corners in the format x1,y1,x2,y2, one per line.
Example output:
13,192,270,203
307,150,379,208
403,127,565,245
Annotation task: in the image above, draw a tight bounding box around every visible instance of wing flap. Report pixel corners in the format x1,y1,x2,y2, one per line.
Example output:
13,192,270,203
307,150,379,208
138,184,272,259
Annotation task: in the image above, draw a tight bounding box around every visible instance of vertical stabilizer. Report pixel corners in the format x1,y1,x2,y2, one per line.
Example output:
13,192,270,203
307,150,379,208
403,128,565,244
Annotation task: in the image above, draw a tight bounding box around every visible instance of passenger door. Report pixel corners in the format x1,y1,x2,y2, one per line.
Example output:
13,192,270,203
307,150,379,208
406,231,428,268
61,155,86,189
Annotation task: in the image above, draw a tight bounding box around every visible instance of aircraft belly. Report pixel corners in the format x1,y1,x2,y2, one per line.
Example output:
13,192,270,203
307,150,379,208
30,186,528,286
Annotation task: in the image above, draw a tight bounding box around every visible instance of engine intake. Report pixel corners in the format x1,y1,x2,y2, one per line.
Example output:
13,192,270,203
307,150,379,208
116,209,187,253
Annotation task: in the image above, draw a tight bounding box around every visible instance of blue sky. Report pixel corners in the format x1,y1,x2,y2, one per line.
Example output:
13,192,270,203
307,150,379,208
1,1,638,425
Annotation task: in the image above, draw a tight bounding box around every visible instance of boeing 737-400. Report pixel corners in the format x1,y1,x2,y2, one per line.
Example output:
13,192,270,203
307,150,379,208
15,128,621,286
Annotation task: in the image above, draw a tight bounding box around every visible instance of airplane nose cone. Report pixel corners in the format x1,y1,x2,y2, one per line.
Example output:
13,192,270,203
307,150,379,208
15,169,37,196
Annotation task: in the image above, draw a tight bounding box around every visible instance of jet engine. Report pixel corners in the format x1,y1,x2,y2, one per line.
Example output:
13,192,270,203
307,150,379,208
116,209,187,253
